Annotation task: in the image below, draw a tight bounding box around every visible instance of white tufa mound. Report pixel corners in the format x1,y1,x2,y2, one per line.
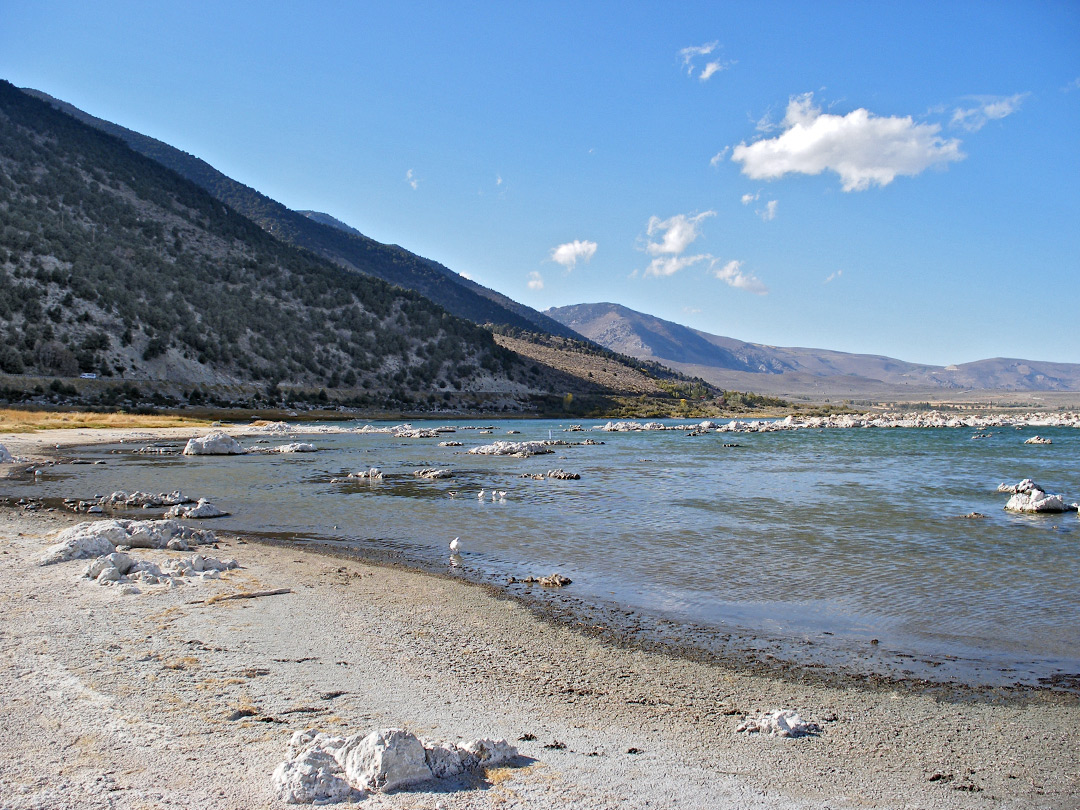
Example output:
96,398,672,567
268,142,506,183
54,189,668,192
737,709,819,738
163,499,229,519
183,432,246,455
467,440,556,458
1000,479,1077,513
271,442,318,453
271,727,517,804
0,443,14,463
40,519,218,565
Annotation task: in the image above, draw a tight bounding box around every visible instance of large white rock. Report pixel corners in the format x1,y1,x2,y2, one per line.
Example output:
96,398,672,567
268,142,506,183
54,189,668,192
271,748,354,805
183,432,245,455
460,738,518,767
342,729,432,793
40,520,133,565
272,442,317,453
0,443,13,463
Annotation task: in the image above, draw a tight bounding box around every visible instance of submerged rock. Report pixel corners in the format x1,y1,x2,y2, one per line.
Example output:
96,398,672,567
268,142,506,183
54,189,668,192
183,432,245,455
102,490,194,508
271,442,318,453
468,440,555,458
1024,435,1053,445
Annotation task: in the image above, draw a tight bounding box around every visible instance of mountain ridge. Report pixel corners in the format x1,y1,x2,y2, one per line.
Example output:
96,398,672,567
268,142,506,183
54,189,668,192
546,302,1080,397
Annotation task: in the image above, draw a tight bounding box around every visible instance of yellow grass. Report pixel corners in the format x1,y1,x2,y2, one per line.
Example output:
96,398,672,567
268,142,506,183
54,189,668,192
0,407,210,433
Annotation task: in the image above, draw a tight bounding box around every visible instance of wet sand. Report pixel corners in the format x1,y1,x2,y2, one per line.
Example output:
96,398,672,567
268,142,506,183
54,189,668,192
1,428,1077,808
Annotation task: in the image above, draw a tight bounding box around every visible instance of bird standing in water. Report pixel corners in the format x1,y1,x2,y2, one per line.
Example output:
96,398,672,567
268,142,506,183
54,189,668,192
449,537,461,553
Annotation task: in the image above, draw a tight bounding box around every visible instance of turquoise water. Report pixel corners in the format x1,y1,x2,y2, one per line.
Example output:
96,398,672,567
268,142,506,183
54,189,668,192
12,419,1080,688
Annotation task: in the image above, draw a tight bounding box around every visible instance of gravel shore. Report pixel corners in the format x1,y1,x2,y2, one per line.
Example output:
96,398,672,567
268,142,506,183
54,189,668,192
1,428,1077,808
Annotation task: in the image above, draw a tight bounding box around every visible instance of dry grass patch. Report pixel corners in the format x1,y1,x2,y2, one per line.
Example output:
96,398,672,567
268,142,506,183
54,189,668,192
0,407,210,433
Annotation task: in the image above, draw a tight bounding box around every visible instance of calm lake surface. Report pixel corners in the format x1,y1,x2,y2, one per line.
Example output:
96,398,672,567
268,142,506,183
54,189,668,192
16,418,1080,688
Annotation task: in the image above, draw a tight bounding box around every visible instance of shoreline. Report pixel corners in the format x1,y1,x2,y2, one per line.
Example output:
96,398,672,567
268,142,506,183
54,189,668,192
1,426,1079,807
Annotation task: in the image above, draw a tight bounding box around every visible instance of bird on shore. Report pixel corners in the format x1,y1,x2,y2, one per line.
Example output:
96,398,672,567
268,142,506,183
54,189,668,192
449,537,461,553
477,489,485,500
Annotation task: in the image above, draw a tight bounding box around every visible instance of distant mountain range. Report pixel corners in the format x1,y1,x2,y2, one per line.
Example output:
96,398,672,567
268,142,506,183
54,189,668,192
547,303,1080,398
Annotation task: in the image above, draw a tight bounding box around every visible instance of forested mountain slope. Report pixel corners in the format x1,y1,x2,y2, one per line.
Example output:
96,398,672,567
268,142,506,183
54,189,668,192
0,80,521,404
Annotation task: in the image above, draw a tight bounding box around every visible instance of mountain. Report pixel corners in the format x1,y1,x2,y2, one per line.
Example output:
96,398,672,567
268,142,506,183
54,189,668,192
0,80,527,407
21,88,582,341
546,303,1080,398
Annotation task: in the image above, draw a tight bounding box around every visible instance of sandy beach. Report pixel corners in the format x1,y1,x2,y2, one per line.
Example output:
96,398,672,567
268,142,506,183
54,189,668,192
1,428,1077,809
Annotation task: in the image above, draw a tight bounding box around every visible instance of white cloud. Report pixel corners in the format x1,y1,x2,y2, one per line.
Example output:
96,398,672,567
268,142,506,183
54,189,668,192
679,41,731,81
550,239,597,270
527,271,544,290
405,168,419,190
709,147,730,168
1066,77,1080,92
740,191,759,205
644,211,714,257
951,93,1028,131
496,174,503,186
711,259,768,294
646,254,711,277
731,92,965,191
679,41,717,74
641,211,715,278
825,269,843,284
758,200,778,221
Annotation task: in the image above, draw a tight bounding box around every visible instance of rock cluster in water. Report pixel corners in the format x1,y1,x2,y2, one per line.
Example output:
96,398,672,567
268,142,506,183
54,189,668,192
164,498,229,519
999,479,1078,513
468,440,557,457
413,468,453,479
271,727,517,804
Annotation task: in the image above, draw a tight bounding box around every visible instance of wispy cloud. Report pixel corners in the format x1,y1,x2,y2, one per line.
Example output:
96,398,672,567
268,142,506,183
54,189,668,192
527,271,544,291
710,147,730,168
642,211,714,277
825,269,843,284
741,191,759,205
758,200,778,221
679,41,732,81
1066,77,1080,93
550,239,597,270
711,259,768,294
496,174,503,186
951,93,1028,131
405,168,419,190
731,92,965,191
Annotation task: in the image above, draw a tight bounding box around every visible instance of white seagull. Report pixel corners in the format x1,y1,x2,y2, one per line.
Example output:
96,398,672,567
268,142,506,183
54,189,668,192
449,537,461,553
477,489,485,500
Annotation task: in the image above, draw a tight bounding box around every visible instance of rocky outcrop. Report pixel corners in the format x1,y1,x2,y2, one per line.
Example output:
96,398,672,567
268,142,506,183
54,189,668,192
350,468,383,480
40,519,217,565
183,432,245,455
413,469,453,479
1024,436,1052,445
0,443,14,463
82,551,238,590
271,727,517,804
438,441,464,447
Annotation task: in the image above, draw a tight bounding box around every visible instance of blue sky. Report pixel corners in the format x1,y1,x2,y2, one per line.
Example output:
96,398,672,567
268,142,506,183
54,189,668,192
3,1,1079,365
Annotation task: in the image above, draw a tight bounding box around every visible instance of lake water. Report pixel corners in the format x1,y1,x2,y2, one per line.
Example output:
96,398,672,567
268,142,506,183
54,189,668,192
13,418,1080,690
